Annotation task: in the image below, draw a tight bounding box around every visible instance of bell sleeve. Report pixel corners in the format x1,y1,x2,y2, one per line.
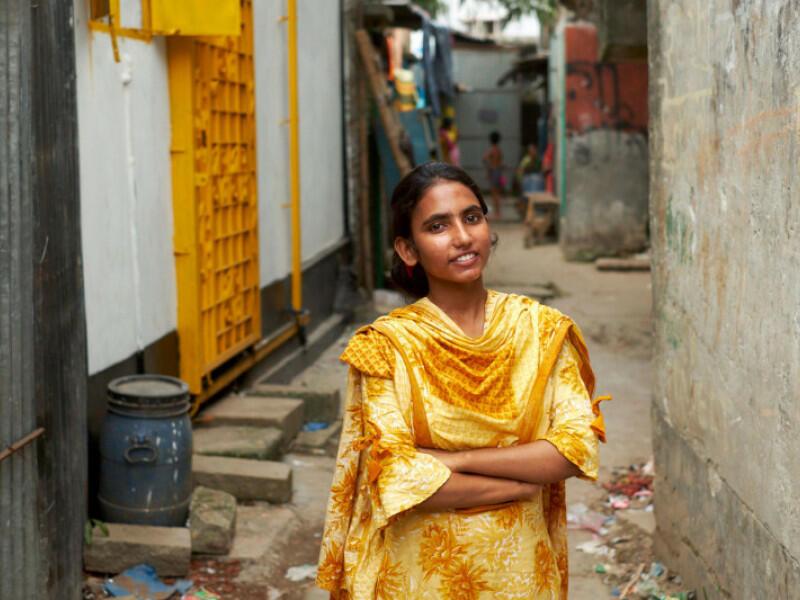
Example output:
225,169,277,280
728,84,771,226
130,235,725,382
338,327,452,524
539,340,600,480
359,373,452,526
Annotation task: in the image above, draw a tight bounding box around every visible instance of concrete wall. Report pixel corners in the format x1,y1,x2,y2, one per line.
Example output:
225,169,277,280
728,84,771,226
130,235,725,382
452,46,517,90
254,0,345,288
649,2,800,597
561,22,649,261
74,1,177,376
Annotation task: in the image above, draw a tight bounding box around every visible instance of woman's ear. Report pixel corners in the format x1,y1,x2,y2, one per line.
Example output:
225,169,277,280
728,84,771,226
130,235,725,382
394,237,418,267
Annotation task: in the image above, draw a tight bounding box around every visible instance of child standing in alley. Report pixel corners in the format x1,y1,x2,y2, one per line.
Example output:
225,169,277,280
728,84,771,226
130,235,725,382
439,117,461,167
482,131,504,219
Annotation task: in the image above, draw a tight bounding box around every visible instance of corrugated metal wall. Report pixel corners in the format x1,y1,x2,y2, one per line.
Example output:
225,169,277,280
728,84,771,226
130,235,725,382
1,1,87,597
1,1,45,595
451,47,521,191
454,89,521,190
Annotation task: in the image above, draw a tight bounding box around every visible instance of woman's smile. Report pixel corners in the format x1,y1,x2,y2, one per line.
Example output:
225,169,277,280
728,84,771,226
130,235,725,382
451,251,479,265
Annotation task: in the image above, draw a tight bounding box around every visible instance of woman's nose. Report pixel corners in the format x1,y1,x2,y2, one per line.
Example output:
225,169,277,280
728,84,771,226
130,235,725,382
452,222,471,246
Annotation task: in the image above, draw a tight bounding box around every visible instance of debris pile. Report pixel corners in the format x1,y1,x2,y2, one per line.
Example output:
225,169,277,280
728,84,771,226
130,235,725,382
603,460,655,511
573,460,702,599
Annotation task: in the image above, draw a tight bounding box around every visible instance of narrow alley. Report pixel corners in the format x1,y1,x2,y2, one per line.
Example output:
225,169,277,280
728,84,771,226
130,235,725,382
3,1,799,599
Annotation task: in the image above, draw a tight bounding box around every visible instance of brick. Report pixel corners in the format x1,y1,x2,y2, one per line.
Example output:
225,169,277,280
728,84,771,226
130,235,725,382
198,395,304,441
189,486,237,555
83,523,190,576
250,383,341,423
193,425,284,460
192,454,292,503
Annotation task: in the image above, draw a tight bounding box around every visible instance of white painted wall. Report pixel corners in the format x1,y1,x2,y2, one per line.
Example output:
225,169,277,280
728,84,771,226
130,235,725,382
73,1,177,375
253,0,345,287
253,1,292,286
296,0,345,262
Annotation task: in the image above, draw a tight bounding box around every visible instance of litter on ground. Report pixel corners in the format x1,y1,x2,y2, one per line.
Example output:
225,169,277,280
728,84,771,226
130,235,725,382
104,564,192,600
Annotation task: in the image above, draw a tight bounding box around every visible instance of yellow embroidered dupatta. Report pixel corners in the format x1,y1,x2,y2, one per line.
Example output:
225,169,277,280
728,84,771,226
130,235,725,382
317,292,607,599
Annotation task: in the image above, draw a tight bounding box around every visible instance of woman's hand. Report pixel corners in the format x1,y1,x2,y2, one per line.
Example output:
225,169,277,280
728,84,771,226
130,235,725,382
517,481,543,500
417,447,463,472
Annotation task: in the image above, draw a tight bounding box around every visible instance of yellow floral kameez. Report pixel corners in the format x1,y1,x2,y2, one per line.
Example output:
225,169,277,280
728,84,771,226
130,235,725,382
317,291,607,600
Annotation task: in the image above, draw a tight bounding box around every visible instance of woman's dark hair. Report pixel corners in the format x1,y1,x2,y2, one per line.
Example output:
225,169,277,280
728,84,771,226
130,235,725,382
390,162,488,298
489,131,501,144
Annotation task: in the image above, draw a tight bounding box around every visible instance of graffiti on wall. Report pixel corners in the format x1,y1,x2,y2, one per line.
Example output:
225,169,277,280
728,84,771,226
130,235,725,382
565,24,648,135
566,61,648,133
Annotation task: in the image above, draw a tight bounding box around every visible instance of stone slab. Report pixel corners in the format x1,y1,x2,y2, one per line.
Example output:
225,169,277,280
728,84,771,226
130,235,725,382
227,503,298,562
249,383,341,423
595,257,650,271
193,425,284,460
292,421,342,455
193,454,292,503
83,523,190,576
189,486,237,555
198,395,304,442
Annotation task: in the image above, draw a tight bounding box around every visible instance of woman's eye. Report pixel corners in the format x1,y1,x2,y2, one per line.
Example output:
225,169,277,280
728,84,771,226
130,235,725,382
465,213,482,223
429,223,444,232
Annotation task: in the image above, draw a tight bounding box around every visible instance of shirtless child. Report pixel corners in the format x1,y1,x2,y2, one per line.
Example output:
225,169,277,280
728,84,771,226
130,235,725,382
482,131,504,219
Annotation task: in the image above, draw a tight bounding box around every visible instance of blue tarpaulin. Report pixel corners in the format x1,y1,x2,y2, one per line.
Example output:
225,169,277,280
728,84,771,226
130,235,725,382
104,563,192,600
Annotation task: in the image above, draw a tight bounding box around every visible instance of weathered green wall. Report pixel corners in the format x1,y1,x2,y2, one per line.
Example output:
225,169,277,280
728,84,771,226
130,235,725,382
649,1,800,597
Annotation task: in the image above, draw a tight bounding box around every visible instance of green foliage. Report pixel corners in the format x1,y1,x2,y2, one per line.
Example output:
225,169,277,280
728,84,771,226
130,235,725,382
495,0,559,27
84,519,110,547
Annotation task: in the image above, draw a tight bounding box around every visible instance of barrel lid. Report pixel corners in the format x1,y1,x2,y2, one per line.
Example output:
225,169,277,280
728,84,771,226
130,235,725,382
108,375,190,408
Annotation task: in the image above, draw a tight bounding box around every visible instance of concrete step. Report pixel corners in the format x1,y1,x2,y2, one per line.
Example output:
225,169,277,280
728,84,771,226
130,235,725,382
192,454,292,503
227,503,299,563
197,394,304,442
291,421,342,456
249,383,341,424
83,523,191,576
193,425,284,460
245,312,347,386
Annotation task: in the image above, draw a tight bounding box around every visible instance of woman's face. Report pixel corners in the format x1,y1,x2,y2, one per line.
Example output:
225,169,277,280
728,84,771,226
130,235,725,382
396,180,492,289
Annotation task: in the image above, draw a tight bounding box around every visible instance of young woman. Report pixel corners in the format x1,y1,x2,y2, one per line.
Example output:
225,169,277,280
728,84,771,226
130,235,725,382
316,163,608,600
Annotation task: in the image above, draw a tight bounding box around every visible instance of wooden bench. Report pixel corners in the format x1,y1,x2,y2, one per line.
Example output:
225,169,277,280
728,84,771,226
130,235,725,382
523,192,560,246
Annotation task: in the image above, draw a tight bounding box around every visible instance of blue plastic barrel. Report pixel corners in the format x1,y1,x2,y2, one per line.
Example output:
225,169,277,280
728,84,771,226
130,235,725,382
98,375,193,526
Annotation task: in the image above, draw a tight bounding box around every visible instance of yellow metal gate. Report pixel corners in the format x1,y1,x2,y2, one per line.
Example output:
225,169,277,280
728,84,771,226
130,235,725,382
167,0,260,394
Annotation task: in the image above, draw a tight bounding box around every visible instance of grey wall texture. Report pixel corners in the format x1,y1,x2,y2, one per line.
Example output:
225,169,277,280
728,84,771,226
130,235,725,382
452,47,521,191
649,1,800,597
563,129,649,260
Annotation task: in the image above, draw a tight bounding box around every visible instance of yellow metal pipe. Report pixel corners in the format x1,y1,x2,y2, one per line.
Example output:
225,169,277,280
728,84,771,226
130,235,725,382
287,0,302,312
